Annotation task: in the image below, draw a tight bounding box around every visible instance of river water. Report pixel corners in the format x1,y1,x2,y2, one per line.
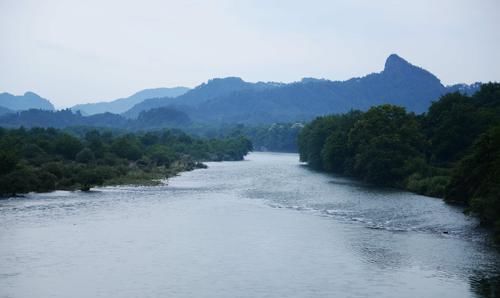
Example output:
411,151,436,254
0,152,498,298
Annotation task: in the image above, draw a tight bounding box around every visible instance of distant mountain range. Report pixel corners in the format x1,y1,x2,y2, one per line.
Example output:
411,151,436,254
71,87,190,115
0,54,483,128
121,54,481,123
0,92,54,111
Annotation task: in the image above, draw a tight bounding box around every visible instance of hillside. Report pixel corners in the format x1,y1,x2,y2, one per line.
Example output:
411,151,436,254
0,106,13,116
71,87,190,115
0,107,191,130
0,92,55,111
122,77,282,118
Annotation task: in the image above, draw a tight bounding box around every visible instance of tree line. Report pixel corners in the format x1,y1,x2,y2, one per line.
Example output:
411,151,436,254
298,83,500,242
0,128,252,196
185,123,303,152
0,107,304,153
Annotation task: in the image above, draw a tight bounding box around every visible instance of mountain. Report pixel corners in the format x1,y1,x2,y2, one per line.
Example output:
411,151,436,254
0,92,55,111
122,77,283,118
446,82,482,96
0,106,14,116
0,109,127,129
122,54,480,124
71,87,190,115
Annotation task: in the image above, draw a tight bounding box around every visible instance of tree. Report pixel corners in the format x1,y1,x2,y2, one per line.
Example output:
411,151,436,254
55,134,83,160
424,93,481,164
0,150,18,176
77,167,105,191
147,145,175,166
446,126,500,230
110,135,142,161
348,105,424,185
76,148,95,163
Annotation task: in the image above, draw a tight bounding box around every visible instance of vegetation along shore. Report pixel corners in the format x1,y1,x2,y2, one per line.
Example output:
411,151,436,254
298,83,500,242
0,128,252,196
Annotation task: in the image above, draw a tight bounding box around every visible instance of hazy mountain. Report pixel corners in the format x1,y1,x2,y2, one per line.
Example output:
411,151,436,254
446,82,482,96
122,54,480,124
71,87,190,115
0,92,55,111
0,106,14,116
0,108,191,130
0,109,127,129
123,77,283,118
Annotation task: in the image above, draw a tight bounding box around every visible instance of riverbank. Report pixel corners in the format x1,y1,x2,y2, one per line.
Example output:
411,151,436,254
298,85,500,243
0,127,251,197
102,158,208,187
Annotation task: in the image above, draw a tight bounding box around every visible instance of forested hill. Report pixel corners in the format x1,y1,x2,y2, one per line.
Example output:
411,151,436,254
0,107,191,130
122,77,283,119
121,54,480,123
298,83,500,242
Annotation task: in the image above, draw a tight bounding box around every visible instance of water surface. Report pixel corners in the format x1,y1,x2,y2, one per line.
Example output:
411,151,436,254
0,152,498,297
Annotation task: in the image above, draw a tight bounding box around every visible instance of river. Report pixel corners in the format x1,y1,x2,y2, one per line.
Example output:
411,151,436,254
0,152,498,298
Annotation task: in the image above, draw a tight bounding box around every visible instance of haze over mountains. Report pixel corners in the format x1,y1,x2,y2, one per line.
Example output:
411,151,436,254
0,92,54,112
71,87,190,115
0,54,482,128
122,54,480,123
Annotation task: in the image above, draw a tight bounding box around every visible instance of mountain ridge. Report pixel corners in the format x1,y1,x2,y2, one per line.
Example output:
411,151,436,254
121,54,480,123
71,87,190,115
0,54,483,126
0,91,55,111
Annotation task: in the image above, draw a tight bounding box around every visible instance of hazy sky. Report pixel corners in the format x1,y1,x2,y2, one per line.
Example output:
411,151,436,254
1,0,499,108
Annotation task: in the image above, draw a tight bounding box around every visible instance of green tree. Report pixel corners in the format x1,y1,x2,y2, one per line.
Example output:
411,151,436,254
55,134,83,160
348,105,424,185
110,135,142,161
77,167,106,191
446,126,500,233
76,148,95,163
0,150,18,176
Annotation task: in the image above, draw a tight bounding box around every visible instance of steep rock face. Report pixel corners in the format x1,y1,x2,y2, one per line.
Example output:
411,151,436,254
0,92,55,111
339,54,447,113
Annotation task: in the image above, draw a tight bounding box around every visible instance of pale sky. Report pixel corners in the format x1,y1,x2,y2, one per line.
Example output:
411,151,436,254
1,0,499,108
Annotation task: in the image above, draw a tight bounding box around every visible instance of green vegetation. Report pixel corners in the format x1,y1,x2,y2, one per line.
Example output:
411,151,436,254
298,83,500,242
187,123,303,152
0,128,252,196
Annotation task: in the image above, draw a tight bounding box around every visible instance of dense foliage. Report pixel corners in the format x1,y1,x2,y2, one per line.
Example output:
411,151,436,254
187,123,303,152
0,108,302,153
298,83,500,241
0,128,252,196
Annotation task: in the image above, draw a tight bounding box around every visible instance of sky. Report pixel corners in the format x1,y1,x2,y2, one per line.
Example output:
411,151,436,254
1,0,499,108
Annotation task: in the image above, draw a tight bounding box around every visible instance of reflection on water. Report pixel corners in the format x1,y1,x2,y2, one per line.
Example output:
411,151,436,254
0,152,498,298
